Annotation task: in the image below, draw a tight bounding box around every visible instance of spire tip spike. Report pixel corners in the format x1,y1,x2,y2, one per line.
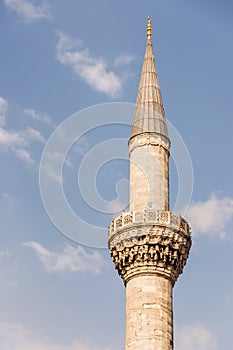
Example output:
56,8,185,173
147,16,152,39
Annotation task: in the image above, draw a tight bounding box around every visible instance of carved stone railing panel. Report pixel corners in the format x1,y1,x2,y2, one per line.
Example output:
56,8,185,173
108,210,190,239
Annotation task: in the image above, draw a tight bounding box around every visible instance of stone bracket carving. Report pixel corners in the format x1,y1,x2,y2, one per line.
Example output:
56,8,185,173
108,210,191,285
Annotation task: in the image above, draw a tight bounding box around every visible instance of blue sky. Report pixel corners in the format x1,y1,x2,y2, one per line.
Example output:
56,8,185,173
0,1,233,349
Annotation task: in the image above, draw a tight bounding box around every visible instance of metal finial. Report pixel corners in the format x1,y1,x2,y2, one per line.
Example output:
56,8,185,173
147,16,152,39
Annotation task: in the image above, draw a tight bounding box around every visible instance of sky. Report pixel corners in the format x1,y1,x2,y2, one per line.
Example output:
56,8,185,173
0,0,233,349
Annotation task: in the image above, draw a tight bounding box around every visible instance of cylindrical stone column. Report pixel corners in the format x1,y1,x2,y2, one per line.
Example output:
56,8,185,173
129,134,170,212
108,211,191,350
126,275,173,350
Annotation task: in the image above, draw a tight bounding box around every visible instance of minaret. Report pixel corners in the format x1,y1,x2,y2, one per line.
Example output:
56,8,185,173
108,18,191,350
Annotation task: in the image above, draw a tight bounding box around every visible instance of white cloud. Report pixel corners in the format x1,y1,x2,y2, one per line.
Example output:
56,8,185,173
56,32,123,97
114,54,135,66
0,125,45,148
23,241,107,274
4,0,52,23
0,125,45,163
24,108,54,126
0,127,25,147
0,125,45,149
0,98,45,164
0,323,113,350
176,324,218,350
0,97,8,126
187,194,233,239
24,126,45,143
15,148,35,164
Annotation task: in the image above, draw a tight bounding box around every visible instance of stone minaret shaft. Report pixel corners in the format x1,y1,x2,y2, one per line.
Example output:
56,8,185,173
108,18,191,350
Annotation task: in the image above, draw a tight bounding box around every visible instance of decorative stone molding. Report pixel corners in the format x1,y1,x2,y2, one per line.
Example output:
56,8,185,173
108,210,191,285
129,132,170,155
109,209,190,244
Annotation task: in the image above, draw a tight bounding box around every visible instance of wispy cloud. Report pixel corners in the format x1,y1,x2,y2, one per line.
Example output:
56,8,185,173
0,127,25,147
24,126,45,143
15,148,35,164
114,54,135,66
4,0,52,23
186,193,233,239
0,125,45,163
24,108,54,126
23,241,107,274
0,323,113,350
74,136,89,156
0,97,45,164
41,150,73,183
56,32,126,98
176,324,218,350
0,96,8,126
0,126,45,147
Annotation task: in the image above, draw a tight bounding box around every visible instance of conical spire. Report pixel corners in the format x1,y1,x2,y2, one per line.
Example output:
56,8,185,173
131,17,169,140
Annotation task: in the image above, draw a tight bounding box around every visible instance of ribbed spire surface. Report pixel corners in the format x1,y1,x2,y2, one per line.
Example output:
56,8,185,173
131,18,169,140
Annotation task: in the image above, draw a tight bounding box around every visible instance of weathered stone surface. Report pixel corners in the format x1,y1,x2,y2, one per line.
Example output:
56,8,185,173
126,275,173,350
129,133,170,212
108,209,191,286
108,208,191,349
108,18,192,350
